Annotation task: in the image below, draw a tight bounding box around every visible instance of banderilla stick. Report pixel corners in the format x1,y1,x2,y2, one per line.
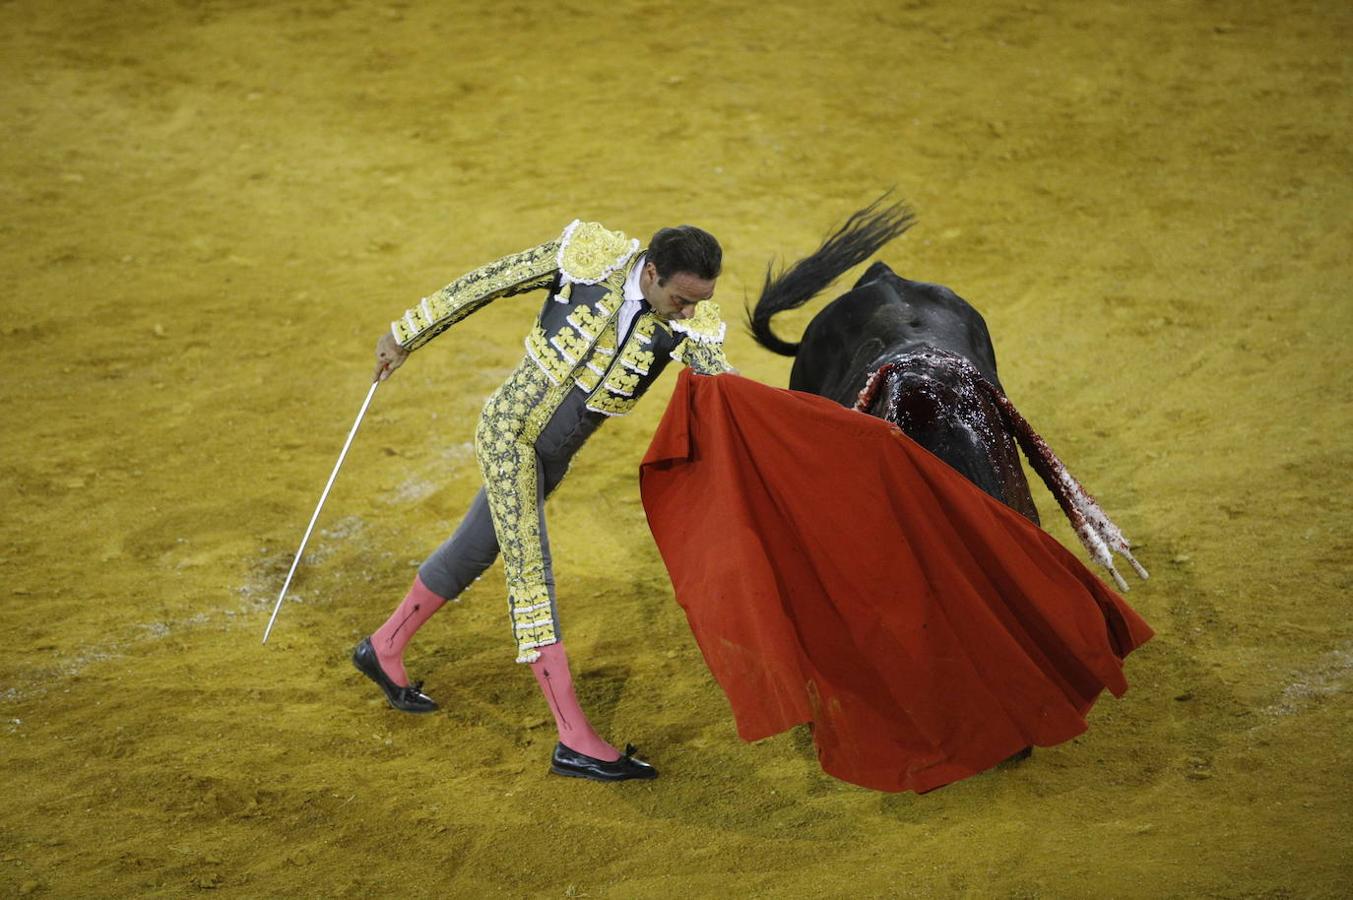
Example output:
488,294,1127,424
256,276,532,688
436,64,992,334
262,378,380,643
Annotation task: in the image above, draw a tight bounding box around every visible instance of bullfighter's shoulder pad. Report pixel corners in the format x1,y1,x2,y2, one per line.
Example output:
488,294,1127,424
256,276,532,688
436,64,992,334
670,301,728,344
556,220,640,285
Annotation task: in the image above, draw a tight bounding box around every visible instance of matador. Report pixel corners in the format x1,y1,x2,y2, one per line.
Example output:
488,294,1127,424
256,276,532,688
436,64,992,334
352,219,732,781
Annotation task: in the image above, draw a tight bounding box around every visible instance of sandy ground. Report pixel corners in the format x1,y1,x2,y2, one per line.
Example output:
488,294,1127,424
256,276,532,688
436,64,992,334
2,0,1350,896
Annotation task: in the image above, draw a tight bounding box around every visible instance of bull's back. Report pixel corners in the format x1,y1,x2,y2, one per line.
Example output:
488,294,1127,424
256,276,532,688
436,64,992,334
789,262,1002,404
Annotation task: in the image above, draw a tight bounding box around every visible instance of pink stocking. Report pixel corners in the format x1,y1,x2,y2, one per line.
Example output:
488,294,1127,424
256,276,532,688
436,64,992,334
531,642,620,761
370,575,446,687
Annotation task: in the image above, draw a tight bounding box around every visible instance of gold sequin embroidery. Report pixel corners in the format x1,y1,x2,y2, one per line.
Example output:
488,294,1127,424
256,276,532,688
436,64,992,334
603,369,642,397
572,318,619,392
557,220,639,285
672,337,734,374
618,344,655,375
475,361,575,663
584,390,638,417
549,326,589,364
393,239,561,350
565,304,605,341
668,300,729,345
524,325,571,385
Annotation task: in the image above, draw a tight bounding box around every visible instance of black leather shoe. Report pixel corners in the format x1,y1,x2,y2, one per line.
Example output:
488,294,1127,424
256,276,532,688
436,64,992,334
352,637,438,713
550,742,658,781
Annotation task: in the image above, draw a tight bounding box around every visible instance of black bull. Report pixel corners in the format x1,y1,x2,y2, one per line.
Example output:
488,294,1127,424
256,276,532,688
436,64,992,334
747,199,1148,590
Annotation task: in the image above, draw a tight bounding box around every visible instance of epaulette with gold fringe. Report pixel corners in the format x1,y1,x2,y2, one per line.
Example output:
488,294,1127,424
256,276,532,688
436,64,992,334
669,301,728,344
556,220,639,286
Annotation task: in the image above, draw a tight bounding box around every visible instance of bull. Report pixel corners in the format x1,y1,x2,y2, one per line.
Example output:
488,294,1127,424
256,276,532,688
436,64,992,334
747,197,1148,590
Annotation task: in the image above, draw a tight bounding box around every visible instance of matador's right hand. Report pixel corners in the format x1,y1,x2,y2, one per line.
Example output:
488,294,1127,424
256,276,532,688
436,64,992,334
374,330,409,382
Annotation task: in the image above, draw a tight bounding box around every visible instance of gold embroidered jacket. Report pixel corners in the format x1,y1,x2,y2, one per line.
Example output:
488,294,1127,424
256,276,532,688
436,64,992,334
391,220,732,417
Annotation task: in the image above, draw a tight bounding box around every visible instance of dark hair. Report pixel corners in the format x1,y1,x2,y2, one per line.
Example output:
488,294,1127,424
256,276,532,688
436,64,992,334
647,225,722,282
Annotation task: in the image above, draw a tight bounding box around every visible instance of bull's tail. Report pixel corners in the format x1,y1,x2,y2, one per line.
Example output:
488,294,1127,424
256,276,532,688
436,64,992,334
747,193,915,357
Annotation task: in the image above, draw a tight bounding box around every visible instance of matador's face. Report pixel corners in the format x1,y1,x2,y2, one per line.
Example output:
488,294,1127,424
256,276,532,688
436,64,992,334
641,261,716,321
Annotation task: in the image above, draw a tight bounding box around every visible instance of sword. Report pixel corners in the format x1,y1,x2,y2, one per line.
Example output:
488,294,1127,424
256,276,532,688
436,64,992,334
262,378,380,643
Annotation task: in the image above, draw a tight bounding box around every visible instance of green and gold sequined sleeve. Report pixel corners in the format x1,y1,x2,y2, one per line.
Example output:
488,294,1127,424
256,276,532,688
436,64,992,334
390,239,562,351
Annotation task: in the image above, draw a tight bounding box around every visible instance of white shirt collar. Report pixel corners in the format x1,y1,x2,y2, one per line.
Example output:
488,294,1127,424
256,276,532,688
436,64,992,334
623,253,646,303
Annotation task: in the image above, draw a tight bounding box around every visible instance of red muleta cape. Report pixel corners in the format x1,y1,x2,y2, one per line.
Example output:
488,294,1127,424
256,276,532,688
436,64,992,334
639,370,1153,794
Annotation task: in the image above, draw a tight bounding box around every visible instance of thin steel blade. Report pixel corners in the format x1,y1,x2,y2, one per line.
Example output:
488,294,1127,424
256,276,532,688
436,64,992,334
262,379,380,643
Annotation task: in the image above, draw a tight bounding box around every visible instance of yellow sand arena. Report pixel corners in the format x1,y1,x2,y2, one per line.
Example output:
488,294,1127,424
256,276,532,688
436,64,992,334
2,0,1349,895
